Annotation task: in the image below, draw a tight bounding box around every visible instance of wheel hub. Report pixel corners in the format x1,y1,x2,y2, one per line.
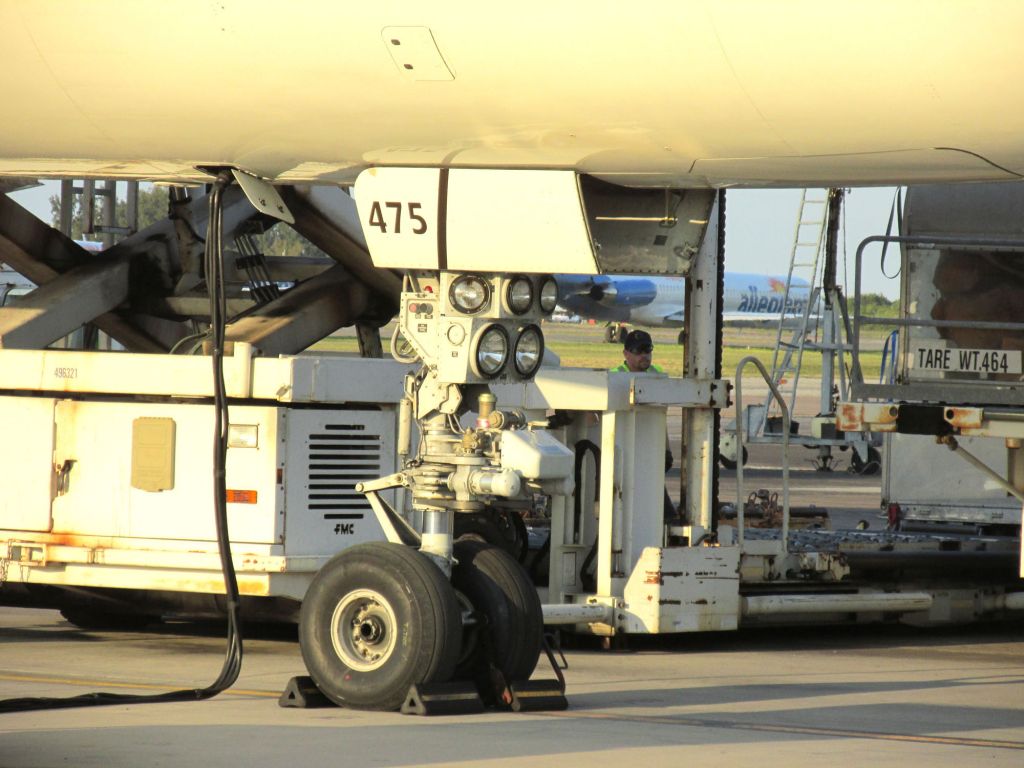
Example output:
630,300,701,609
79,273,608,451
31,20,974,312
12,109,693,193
330,589,399,672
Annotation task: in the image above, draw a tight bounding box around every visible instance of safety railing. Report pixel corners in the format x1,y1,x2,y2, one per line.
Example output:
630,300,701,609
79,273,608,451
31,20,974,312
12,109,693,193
733,355,791,552
850,234,1024,406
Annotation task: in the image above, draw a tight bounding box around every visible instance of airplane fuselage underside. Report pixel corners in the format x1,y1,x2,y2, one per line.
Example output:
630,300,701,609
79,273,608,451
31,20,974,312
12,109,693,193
1,1,1023,189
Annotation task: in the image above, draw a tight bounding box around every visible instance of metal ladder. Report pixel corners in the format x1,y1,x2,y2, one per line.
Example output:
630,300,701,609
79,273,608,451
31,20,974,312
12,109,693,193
761,189,829,434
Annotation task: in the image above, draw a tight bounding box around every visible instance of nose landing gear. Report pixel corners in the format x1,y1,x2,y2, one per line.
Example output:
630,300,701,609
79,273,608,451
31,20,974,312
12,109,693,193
298,539,549,711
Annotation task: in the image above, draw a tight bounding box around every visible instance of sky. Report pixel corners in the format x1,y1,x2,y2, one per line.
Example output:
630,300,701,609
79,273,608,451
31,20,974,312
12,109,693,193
724,187,902,299
9,182,903,299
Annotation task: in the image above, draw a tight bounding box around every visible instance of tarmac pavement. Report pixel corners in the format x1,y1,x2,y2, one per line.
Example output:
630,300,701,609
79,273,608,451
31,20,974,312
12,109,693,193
0,607,1022,767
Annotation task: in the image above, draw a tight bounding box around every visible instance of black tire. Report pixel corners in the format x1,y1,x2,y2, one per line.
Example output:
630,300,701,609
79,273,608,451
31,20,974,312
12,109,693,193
850,446,881,476
603,325,617,343
60,607,157,631
452,540,543,681
299,542,461,710
677,330,685,345
454,509,529,562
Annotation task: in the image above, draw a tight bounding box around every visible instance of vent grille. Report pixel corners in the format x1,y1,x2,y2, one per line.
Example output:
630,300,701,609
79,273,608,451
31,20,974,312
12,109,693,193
305,423,381,521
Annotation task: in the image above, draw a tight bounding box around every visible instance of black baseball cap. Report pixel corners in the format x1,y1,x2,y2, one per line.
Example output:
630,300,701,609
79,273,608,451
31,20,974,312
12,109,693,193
624,329,653,352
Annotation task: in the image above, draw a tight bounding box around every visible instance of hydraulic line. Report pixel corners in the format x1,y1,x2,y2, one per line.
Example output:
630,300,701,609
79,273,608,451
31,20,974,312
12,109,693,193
0,172,243,714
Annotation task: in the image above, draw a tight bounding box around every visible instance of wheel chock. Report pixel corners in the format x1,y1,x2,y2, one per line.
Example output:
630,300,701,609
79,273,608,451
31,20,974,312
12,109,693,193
508,680,568,712
400,681,484,716
278,676,334,708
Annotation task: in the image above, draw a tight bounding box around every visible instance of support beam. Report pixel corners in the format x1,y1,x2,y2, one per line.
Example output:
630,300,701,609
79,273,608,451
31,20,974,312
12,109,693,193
282,186,402,305
0,194,166,352
684,192,723,538
742,592,933,616
356,323,383,358
225,264,376,356
0,258,130,349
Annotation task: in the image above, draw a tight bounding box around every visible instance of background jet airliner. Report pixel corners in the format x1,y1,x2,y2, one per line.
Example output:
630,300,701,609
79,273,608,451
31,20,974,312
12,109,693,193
555,273,813,342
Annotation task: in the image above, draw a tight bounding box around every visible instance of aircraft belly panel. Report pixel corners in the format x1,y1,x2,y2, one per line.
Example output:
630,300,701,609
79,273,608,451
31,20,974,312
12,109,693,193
1,3,1023,186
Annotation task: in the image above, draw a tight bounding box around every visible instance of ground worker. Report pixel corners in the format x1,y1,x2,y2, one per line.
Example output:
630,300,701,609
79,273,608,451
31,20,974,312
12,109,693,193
610,329,677,520
612,329,665,374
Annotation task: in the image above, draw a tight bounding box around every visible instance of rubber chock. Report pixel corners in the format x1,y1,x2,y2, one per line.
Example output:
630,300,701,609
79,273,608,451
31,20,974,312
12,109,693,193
278,676,333,708
400,682,485,716
508,680,568,712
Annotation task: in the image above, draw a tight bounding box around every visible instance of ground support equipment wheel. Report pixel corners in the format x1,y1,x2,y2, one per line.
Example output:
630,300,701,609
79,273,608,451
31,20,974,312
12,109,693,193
719,446,749,470
850,446,881,476
299,542,461,711
452,540,543,682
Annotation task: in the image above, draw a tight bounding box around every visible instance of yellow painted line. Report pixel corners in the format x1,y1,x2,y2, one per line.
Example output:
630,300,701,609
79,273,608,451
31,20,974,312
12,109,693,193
0,672,279,698
540,710,1024,751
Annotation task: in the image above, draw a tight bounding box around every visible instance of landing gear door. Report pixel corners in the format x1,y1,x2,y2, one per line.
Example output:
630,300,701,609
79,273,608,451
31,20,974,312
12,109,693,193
0,396,56,532
354,167,600,274
580,176,715,276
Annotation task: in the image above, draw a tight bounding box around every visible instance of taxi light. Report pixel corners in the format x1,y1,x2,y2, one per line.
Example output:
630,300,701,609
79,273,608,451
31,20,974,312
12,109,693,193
474,324,509,378
539,277,558,314
506,275,534,315
513,324,544,377
450,275,491,314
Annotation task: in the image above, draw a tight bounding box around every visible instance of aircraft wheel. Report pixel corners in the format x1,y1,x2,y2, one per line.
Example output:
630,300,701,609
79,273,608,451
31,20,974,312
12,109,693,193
452,540,543,681
677,330,685,345
850,446,881,476
454,508,529,561
603,326,617,343
299,542,461,710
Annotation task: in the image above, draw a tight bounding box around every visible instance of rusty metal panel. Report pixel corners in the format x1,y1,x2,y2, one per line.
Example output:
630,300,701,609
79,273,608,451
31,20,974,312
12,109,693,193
622,546,740,633
836,401,898,433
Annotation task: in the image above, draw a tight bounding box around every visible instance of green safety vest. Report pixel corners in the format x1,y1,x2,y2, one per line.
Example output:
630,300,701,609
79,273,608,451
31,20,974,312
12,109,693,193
612,362,665,373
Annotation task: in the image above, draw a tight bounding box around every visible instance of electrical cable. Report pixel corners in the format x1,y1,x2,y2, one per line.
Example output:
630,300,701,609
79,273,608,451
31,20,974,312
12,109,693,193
880,187,904,279
235,233,280,305
0,172,243,714
390,323,420,364
169,330,210,355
